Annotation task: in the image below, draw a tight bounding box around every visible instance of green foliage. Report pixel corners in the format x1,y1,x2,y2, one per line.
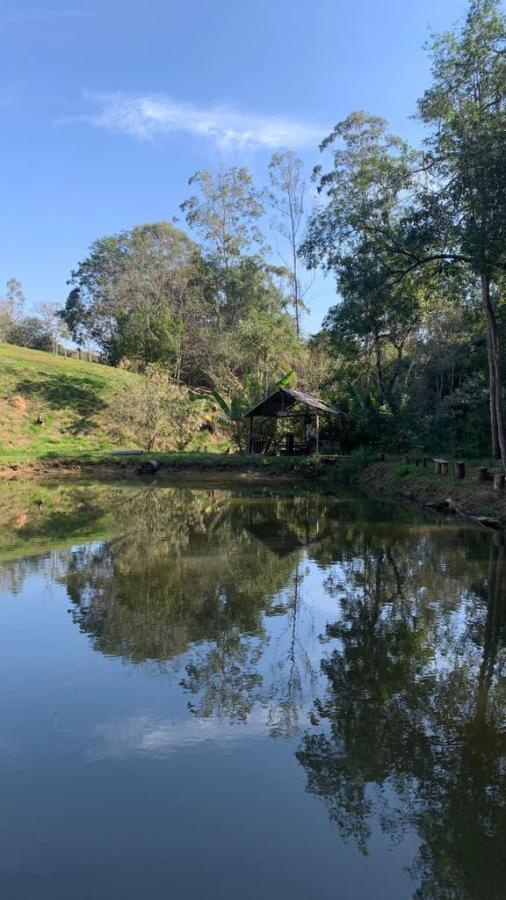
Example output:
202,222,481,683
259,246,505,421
181,167,266,267
110,365,195,451
63,221,204,374
6,316,53,352
335,446,378,482
0,278,25,341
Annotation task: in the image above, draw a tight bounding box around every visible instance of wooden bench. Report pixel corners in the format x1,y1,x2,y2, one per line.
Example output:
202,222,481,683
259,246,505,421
433,458,448,475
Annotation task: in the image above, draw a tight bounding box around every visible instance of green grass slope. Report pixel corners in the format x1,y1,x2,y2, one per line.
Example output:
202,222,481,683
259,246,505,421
0,343,140,463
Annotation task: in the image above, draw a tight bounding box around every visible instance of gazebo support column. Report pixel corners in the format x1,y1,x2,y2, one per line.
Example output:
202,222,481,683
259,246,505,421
248,416,253,454
315,411,319,454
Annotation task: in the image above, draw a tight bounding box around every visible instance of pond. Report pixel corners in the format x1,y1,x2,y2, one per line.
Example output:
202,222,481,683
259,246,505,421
0,481,505,900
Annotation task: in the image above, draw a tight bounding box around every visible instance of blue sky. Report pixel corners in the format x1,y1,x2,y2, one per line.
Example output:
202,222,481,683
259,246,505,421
1,0,467,332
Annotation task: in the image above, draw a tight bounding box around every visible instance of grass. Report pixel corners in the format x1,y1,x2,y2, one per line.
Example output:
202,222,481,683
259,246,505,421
0,479,119,560
0,343,141,463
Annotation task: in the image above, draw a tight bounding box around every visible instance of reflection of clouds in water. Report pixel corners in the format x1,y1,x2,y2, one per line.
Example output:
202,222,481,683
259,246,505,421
91,710,285,759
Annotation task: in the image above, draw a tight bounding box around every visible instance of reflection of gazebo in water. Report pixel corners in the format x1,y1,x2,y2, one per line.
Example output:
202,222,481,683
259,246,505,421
243,387,340,455
243,501,328,558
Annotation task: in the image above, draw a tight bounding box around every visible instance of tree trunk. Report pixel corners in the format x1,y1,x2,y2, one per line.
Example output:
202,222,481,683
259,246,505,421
374,335,385,404
483,294,500,458
481,274,505,468
292,251,300,337
477,534,505,719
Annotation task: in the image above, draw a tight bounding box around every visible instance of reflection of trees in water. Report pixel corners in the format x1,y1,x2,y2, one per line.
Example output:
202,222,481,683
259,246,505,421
296,532,506,900
63,489,298,664
43,489,339,726
0,484,332,727
264,560,319,739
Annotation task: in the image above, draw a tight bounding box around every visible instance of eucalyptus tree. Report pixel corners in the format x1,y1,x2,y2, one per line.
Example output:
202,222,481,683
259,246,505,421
300,113,420,421
267,151,309,335
180,167,266,271
301,112,417,272
0,277,25,339
416,0,506,463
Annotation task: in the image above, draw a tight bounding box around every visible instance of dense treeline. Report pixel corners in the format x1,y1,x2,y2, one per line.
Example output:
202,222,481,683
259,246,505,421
302,0,506,462
2,0,505,460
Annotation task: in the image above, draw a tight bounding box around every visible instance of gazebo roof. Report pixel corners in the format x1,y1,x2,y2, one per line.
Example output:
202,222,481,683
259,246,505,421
243,387,339,418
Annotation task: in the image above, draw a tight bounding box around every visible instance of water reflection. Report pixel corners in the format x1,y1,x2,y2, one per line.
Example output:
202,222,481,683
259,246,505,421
0,481,505,899
297,532,506,900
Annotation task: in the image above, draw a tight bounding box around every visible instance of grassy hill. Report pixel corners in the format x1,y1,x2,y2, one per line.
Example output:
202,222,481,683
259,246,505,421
0,343,143,463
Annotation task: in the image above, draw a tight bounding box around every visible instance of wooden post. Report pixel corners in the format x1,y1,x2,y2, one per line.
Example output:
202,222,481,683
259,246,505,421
455,461,466,479
248,416,253,454
493,472,505,491
315,411,319,455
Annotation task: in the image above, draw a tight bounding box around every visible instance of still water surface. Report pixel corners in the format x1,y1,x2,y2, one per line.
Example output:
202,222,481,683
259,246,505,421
0,481,505,899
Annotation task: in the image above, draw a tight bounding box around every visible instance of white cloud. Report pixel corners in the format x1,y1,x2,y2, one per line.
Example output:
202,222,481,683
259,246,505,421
90,712,272,759
63,90,325,151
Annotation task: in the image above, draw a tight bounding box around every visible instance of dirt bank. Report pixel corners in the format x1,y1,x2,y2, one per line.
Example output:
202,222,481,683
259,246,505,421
358,461,506,528
0,453,317,484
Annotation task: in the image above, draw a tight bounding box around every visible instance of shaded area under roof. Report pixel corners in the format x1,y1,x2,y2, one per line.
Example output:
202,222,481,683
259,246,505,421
243,387,339,418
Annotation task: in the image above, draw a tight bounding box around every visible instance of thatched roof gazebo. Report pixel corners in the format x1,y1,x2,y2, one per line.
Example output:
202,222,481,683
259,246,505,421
243,387,339,454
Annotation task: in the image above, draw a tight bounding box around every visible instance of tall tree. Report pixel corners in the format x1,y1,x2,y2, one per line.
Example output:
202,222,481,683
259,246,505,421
417,0,506,463
0,277,25,339
267,151,309,335
323,239,425,407
37,302,69,354
300,113,419,431
301,112,416,275
180,167,265,272
59,288,92,352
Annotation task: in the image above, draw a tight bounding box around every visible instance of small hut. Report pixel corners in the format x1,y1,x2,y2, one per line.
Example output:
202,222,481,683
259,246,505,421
243,387,340,454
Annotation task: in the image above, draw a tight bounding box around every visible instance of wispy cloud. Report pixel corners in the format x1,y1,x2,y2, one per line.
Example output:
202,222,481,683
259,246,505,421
62,90,325,151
